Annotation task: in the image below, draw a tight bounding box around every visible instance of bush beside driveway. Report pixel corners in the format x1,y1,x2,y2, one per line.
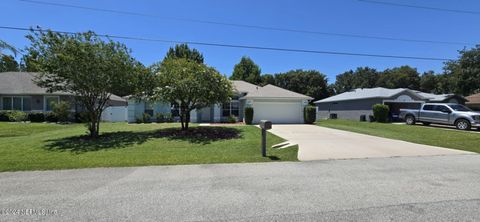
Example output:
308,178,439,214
0,123,297,172
317,119,480,154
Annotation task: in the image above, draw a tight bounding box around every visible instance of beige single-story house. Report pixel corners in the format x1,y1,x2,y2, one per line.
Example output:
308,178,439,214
127,80,313,124
466,93,480,111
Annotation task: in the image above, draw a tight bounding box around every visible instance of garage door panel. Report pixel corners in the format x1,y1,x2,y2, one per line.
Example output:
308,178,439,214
253,102,303,124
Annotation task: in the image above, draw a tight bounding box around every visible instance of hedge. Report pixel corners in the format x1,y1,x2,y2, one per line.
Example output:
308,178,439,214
244,107,254,125
303,106,316,124
372,104,390,123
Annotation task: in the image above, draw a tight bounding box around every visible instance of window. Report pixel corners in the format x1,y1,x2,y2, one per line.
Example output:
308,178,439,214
171,102,180,117
2,97,12,110
145,102,154,116
434,105,450,113
45,96,59,111
222,100,239,117
448,104,471,112
423,105,434,111
1,96,31,111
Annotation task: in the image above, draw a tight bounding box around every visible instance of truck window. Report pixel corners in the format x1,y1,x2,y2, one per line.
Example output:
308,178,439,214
423,105,434,111
434,105,450,112
448,104,472,112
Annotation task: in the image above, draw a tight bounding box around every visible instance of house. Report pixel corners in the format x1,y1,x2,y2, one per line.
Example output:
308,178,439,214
0,72,127,122
314,87,466,121
466,93,480,111
127,80,313,124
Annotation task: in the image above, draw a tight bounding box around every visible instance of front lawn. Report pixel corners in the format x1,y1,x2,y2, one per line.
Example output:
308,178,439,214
317,119,480,153
0,122,297,172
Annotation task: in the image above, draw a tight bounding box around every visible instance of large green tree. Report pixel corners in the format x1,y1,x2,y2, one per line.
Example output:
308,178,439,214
260,74,275,86
376,66,420,90
151,58,232,130
273,69,330,101
165,44,204,64
0,55,20,72
230,56,261,85
444,45,480,95
419,71,439,93
25,30,144,138
334,67,379,93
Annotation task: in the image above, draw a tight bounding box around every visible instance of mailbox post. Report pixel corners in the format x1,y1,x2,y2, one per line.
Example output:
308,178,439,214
259,120,272,157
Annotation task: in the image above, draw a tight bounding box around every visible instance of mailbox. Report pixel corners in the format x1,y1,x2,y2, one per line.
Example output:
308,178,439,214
259,120,272,130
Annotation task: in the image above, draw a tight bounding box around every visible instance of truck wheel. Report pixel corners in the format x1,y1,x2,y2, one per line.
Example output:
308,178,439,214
405,115,416,125
455,119,471,130
422,122,431,126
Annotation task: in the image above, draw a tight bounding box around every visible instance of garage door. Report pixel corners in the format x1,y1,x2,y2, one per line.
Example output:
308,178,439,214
102,106,127,122
253,101,303,124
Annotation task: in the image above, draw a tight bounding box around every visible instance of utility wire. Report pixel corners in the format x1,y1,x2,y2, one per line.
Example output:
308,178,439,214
16,0,474,46
0,25,452,61
358,0,480,15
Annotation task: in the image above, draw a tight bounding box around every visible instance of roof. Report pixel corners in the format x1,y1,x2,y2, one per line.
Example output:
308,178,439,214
232,80,259,93
466,93,480,104
314,87,411,103
414,92,456,102
0,72,70,95
0,72,126,102
240,84,313,100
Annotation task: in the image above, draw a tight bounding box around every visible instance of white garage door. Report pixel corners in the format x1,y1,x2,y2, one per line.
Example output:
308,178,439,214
102,106,127,122
253,101,303,124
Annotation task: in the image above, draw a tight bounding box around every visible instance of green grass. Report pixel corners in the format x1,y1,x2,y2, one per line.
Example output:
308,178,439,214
317,119,480,153
0,122,297,172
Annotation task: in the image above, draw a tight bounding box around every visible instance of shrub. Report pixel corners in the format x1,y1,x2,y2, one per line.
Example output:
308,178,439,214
227,115,237,123
74,112,88,123
135,117,143,124
52,101,71,122
0,111,9,121
7,111,27,122
372,104,390,123
155,113,165,123
142,113,151,123
28,112,45,122
45,112,58,123
303,106,316,124
368,115,375,122
244,107,254,125
164,113,174,122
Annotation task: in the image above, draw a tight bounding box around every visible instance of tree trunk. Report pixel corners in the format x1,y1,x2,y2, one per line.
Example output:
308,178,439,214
185,112,190,131
88,112,100,138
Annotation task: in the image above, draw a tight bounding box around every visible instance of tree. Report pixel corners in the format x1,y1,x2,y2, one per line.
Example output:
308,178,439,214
419,71,439,93
0,55,20,72
334,70,355,93
444,45,480,95
260,74,275,86
0,40,18,56
274,69,329,101
164,44,204,64
151,58,232,131
377,66,420,90
230,56,261,85
25,29,143,138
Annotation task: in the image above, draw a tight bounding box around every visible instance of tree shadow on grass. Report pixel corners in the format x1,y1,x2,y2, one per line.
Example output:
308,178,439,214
44,127,242,153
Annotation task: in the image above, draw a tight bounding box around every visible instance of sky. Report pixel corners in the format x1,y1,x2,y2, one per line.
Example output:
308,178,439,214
1,0,479,83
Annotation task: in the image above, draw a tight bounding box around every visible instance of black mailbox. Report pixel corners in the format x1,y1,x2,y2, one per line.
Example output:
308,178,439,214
259,120,272,130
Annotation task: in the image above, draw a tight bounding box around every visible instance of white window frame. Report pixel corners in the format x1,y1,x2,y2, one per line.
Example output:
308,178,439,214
44,96,60,112
222,100,239,117
1,96,32,111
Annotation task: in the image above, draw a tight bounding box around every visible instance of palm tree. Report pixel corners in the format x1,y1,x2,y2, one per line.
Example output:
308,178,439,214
0,40,18,56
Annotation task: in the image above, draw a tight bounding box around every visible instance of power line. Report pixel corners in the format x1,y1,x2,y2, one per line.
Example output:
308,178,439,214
16,0,474,46
358,0,480,15
0,25,452,61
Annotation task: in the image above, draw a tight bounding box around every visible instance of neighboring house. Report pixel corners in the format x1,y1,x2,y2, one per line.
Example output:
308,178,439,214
0,72,127,122
127,80,313,124
314,87,466,121
466,93,480,111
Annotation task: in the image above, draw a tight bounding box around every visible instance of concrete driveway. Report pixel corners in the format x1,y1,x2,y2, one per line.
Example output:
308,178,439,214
268,124,473,161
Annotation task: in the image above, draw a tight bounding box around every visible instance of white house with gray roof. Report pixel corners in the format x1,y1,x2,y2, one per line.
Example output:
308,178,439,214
127,80,313,124
314,87,466,121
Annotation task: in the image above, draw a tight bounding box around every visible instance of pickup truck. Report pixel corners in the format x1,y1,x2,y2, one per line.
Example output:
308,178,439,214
399,103,480,130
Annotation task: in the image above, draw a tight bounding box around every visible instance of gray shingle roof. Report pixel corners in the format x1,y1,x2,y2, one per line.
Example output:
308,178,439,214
314,87,411,103
240,84,313,100
232,80,259,93
0,72,126,102
414,91,454,102
0,71,70,95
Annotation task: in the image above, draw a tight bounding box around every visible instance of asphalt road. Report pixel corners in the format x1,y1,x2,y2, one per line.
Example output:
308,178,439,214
1,154,479,221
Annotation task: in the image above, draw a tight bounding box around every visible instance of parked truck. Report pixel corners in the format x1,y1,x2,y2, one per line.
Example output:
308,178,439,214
399,103,480,130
